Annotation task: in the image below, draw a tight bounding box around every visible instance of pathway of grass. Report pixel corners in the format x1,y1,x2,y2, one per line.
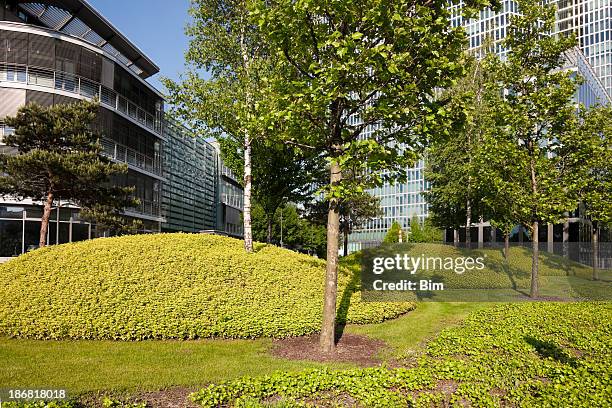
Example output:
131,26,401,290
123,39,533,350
346,302,489,359
0,303,486,396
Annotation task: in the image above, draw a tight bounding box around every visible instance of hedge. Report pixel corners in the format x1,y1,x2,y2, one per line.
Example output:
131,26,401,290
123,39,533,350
190,302,612,407
0,233,413,340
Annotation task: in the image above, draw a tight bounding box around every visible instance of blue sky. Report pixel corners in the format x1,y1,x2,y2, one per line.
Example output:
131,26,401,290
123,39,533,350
88,0,192,92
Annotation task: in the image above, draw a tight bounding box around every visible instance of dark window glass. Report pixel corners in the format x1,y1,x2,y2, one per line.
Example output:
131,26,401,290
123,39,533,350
72,223,89,242
0,219,22,257
0,206,24,219
24,221,41,252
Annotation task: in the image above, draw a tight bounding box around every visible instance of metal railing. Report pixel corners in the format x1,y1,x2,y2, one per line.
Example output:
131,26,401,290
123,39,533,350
0,64,163,135
221,193,243,210
100,138,162,176
220,164,239,182
127,200,162,218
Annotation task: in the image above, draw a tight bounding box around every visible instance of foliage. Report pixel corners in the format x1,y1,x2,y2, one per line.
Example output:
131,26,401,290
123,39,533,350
425,55,499,236
190,302,612,407
0,234,412,340
572,106,612,227
407,216,444,243
251,202,327,257
162,0,275,252
383,221,406,244
220,137,325,243
0,101,138,245
255,0,500,350
479,0,592,296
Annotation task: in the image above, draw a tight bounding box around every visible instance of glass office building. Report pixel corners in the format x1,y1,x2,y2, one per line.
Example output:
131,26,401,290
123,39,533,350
0,0,242,257
348,0,611,253
162,121,244,237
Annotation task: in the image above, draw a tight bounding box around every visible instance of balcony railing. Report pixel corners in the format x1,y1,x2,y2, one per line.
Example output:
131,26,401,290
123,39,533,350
221,193,243,210
100,138,162,176
0,64,163,135
127,200,162,218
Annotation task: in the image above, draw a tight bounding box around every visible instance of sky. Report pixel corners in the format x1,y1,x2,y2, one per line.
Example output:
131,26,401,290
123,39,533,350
87,0,192,92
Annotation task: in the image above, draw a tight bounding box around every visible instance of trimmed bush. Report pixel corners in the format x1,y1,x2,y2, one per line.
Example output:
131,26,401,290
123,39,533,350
0,233,413,340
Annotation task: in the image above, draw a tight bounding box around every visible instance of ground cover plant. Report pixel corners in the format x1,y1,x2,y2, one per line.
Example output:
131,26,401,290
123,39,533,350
0,233,412,340
189,302,612,407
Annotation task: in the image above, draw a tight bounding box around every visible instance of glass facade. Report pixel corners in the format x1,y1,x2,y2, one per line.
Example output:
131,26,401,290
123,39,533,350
0,2,166,231
0,204,92,257
162,119,218,233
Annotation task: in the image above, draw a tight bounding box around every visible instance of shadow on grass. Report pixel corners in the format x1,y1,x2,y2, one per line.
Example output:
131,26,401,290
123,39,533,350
524,336,578,367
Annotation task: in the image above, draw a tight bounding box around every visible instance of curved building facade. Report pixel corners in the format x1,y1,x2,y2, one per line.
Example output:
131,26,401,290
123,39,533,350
0,0,242,257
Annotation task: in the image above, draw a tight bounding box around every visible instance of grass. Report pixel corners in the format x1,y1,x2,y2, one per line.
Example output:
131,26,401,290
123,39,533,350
190,302,612,407
0,302,487,396
346,302,489,358
0,337,353,394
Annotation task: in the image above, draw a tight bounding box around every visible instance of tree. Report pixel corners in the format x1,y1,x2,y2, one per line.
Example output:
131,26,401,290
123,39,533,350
257,0,498,352
163,0,269,253
218,136,324,243
306,192,381,256
425,55,498,247
572,106,612,279
383,221,406,244
0,101,138,247
252,202,328,256
408,215,443,243
339,193,381,256
489,0,583,297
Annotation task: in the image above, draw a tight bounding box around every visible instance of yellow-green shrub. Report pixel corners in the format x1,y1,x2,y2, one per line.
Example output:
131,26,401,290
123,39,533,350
0,233,413,340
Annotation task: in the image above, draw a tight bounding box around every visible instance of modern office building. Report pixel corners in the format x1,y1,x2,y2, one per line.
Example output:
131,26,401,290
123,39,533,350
0,0,242,256
348,0,611,253
162,122,243,237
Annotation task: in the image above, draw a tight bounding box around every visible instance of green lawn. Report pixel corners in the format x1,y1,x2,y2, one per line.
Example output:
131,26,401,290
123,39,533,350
0,337,351,394
347,302,488,359
0,302,485,396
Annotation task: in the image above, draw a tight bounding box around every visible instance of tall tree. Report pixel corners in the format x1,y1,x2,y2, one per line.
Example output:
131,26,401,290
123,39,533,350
425,55,497,247
571,106,612,279
164,0,269,253
218,137,324,243
0,101,138,247
257,0,498,352
490,0,582,297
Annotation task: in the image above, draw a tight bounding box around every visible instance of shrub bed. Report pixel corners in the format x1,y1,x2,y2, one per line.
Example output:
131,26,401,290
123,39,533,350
0,233,413,340
190,302,612,407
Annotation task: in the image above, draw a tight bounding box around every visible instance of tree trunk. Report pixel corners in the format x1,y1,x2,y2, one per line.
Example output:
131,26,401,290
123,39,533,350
453,229,459,247
504,233,510,260
320,160,341,353
239,20,253,253
530,221,539,298
592,221,599,281
529,153,539,299
343,228,348,257
266,215,273,244
243,131,253,252
39,191,54,248
465,199,472,247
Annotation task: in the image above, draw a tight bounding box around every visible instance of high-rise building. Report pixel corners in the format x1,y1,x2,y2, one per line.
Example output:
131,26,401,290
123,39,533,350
348,0,611,253
0,0,242,257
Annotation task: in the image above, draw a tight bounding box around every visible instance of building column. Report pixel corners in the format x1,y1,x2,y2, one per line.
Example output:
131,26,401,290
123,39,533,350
547,224,554,253
518,225,524,244
477,220,484,249
563,220,570,258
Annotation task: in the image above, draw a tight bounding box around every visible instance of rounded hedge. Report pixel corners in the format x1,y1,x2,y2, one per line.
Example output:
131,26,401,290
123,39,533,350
0,233,413,340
